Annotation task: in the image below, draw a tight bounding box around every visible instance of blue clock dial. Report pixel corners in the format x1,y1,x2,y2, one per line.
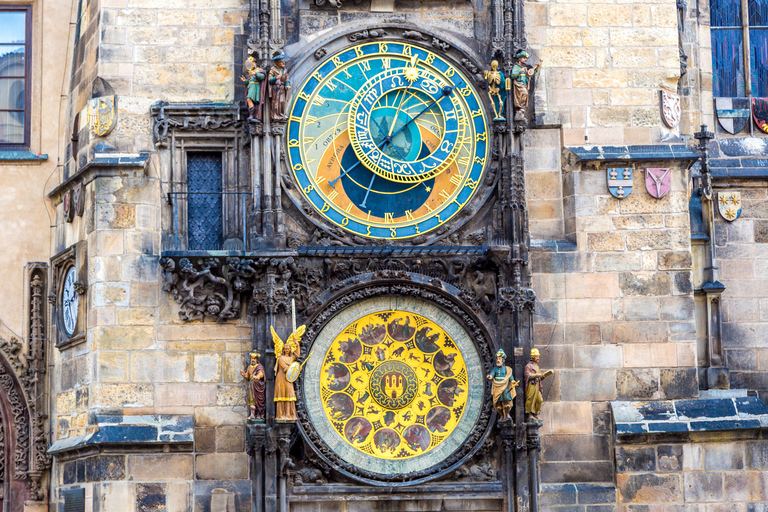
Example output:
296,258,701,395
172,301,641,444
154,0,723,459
287,42,489,239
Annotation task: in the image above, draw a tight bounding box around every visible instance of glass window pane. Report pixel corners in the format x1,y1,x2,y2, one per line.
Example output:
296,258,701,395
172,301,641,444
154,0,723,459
711,0,743,27
712,28,746,97
0,46,25,77
0,110,24,144
749,0,768,25
751,28,768,96
0,12,26,44
0,78,24,110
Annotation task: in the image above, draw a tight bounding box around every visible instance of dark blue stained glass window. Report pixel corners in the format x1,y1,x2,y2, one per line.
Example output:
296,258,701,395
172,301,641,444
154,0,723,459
749,0,768,96
711,0,745,97
187,152,223,250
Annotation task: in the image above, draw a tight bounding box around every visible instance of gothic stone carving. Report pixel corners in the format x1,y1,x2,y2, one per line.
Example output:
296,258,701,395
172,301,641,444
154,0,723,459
151,101,243,147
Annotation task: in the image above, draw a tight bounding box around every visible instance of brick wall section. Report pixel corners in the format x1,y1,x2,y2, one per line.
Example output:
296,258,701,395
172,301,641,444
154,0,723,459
529,148,698,484
716,186,768,401
525,0,680,146
615,440,768,511
95,0,249,153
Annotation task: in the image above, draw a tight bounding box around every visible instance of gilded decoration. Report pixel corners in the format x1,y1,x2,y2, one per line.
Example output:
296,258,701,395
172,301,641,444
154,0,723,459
319,310,468,460
304,295,485,478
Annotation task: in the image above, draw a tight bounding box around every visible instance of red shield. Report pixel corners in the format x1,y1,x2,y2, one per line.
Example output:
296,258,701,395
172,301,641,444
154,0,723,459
645,168,671,199
753,98,768,134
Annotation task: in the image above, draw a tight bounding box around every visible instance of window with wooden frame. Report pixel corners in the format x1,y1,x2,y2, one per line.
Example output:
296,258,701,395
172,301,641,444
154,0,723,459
710,0,768,98
0,6,31,148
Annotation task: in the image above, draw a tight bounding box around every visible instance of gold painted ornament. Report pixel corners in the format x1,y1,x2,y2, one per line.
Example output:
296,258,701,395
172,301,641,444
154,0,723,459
87,95,117,137
319,310,468,460
717,191,742,222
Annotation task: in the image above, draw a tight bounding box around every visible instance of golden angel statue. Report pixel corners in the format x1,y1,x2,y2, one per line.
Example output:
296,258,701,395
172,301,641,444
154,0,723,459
271,324,306,421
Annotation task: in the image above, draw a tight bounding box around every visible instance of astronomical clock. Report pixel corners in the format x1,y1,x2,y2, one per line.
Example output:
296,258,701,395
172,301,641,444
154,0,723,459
287,41,490,240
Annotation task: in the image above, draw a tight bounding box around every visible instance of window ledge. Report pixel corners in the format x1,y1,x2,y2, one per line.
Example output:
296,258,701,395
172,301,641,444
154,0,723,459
0,151,48,164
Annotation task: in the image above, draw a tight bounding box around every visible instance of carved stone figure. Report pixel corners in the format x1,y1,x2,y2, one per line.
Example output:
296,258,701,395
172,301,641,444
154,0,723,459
272,325,305,421
487,349,518,420
269,54,291,121
509,51,542,120
524,348,552,421
241,56,266,122
241,352,266,420
483,60,507,120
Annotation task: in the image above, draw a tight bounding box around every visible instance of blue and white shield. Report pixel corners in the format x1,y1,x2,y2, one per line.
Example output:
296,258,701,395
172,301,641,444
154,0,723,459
607,167,633,199
715,97,750,134
717,191,742,222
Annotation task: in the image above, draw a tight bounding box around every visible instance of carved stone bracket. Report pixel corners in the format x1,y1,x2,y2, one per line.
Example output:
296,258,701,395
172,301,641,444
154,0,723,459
160,247,506,323
151,102,244,147
497,286,535,312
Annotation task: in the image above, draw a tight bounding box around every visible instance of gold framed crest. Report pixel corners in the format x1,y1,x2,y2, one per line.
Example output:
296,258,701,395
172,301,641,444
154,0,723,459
87,95,117,137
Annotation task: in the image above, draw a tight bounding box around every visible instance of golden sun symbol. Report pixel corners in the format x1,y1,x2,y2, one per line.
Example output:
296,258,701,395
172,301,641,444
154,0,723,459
404,67,419,83
719,195,729,206
724,207,737,220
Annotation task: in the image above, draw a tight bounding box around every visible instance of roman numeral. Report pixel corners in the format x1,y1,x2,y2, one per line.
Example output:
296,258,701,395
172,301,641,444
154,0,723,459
439,190,451,200
450,173,464,186
327,189,338,201
359,61,371,72
384,212,394,223
404,210,414,220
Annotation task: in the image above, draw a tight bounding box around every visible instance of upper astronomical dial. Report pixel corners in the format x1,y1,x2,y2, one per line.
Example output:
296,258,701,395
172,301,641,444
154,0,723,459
348,64,465,183
287,42,489,240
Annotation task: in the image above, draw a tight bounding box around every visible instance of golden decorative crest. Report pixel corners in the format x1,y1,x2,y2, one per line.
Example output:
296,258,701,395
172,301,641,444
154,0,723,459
87,95,117,137
717,191,742,222
319,310,468,460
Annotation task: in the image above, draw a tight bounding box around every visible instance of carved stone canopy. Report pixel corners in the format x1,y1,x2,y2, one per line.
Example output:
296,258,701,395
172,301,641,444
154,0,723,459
150,102,244,147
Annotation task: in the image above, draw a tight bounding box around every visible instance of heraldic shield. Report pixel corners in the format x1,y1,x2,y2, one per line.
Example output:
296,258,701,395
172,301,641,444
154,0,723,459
718,191,742,222
645,168,671,199
607,167,633,199
715,98,750,134
87,95,117,137
752,98,768,134
660,90,681,129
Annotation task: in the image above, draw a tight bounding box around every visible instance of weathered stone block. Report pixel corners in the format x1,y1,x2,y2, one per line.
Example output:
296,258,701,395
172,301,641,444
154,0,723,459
92,383,154,408
193,354,222,383
660,296,694,321
542,435,610,463
95,204,136,230
541,461,614,484
588,233,625,252
97,352,129,382
85,455,126,482
195,453,249,480
616,446,656,472
660,369,698,399
195,406,246,427
128,454,194,480
131,352,191,383
682,472,723,502
92,282,130,307
619,272,671,296
602,322,668,343
215,425,245,452
565,299,613,323
704,442,744,470
121,254,159,283
136,482,166,511
574,345,623,368
656,445,683,471
548,402,594,434
613,298,660,321
561,370,616,401
155,383,217,407
616,473,681,503
612,215,664,230
617,369,659,400
93,326,155,350
594,253,642,272
623,344,651,367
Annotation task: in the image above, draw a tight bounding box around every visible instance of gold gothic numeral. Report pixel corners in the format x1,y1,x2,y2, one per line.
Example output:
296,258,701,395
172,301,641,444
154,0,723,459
288,139,299,148
471,109,482,117
293,164,304,171
450,174,464,187
444,67,455,77
326,81,337,91
303,136,315,145
354,46,364,57
465,178,478,190
312,70,323,82
459,84,472,96
289,116,302,123
384,212,394,223
404,210,414,220
359,60,371,72
341,217,350,226
424,53,435,65
439,190,451,200
304,184,314,193
402,45,413,56
390,227,397,238
306,115,317,123
315,175,326,184
298,92,311,101
382,58,391,69
313,95,325,106
327,189,339,201
332,56,343,67
458,156,470,167
474,156,486,165
476,132,487,142
379,43,388,52
345,203,353,213
320,203,330,213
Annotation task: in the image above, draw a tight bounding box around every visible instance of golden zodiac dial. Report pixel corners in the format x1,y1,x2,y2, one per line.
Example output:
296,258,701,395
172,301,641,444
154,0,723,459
319,310,468,460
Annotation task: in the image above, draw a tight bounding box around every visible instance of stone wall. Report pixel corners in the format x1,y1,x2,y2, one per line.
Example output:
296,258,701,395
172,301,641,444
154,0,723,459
525,0,680,145
615,438,768,510
716,184,768,402
527,140,699,485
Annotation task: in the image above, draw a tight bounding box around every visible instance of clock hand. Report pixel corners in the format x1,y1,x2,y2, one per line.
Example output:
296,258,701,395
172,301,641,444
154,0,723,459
389,86,453,142
329,135,392,188
359,173,376,209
